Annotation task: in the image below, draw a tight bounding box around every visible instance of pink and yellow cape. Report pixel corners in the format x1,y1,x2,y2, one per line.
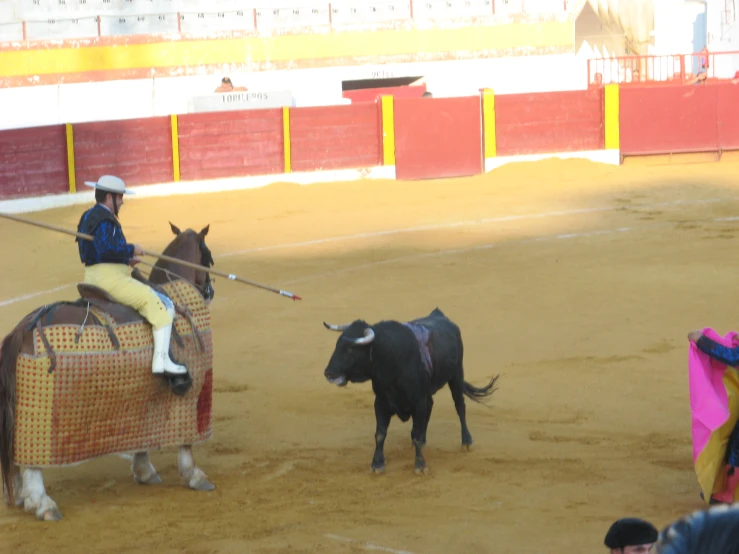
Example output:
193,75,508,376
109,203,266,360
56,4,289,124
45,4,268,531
689,328,739,504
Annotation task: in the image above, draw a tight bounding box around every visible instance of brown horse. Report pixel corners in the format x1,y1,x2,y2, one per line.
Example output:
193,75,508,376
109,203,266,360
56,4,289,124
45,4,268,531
0,223,215,521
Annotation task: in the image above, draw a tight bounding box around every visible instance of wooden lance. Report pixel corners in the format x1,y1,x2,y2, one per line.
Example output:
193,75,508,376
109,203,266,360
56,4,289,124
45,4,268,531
0,211,302,301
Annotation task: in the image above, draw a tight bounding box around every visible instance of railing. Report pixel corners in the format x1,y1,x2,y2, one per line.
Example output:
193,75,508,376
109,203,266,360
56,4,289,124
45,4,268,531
0,0,571,43
587,50,739,87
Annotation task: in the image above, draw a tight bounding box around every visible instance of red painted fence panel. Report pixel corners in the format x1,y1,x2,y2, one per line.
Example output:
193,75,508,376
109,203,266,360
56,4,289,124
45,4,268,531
620,86,719,155
717,84,739,152
73,117,173,187
178,110,284,181
289,103,382,172
0,125,68,199
495,89,604,156
394,96,482,180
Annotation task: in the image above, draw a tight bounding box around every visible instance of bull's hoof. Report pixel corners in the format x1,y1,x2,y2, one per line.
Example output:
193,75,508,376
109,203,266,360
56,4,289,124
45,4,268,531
40,508,63,522
461,443,473,452
414,466,429,476
168,373,193,396
371,465,386,475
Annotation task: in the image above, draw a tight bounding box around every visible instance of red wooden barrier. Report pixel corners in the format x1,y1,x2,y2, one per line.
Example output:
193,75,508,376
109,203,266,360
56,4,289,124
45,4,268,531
620,86,721,155
0,125,68,199
73,117,173,187
289,103,382,172
394,96,483,180
495,89,604,156
717,84,739,152
177,109,284,181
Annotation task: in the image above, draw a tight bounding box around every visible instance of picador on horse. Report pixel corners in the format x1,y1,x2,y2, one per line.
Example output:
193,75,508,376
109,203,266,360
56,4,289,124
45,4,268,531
0,174,217,521
76,175,188,378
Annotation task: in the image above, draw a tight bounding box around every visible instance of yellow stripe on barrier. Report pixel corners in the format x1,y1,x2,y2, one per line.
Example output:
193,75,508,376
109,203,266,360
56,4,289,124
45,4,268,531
65,123,76,193
381,96,395,166
480,88,496,159
283,106,292,173
604,83,620,151
170,114,181,182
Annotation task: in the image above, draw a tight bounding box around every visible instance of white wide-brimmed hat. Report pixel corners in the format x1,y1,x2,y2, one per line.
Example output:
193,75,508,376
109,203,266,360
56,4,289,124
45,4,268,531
83,175,135,195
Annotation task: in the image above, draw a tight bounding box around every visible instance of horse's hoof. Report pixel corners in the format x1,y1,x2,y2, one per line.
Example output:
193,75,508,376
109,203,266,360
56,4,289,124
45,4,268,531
189,478,216,492
414,466,428,476
136,473,162,486
462,443,473,452
41,508,63,521
371,465,386,475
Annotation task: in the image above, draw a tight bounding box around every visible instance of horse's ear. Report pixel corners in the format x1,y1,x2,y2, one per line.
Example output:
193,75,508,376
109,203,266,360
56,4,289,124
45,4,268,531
199,224,210,238
169,222,181,236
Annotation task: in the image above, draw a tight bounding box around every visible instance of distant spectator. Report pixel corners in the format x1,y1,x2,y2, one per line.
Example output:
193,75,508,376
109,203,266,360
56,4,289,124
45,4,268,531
605,518,659,553
591,72,604,88
215,76,247,93
422,91,433,98
655,505,739,554
685,47,709,85
632,68,641,82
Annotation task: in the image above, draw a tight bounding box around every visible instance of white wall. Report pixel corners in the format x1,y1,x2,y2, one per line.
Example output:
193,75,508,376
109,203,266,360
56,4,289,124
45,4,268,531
653,0,707,55
0,54,588,131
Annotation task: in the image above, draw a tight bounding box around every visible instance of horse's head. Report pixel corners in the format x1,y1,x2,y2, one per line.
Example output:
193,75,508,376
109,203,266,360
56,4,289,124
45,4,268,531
150,222,215,304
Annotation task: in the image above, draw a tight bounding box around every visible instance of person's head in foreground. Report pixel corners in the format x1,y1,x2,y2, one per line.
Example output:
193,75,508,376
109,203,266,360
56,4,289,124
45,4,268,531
605,517,659,553
654,504,739,554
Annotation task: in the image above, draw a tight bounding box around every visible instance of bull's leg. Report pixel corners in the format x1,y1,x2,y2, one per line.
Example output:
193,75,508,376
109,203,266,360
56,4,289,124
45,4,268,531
411,398,432,475
449,377,473,450
178,445,215,491
371,396,393,474
13,465,23,507
419,396,433,447
21,468,62,521
132,451,162,485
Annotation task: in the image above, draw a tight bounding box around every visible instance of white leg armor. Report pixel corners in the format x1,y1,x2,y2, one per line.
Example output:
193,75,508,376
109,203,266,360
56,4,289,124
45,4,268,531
151,294,188,376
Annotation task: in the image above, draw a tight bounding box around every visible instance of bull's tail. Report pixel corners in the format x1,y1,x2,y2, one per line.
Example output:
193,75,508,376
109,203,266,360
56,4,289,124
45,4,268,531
0,322,25,506
463,374,499,405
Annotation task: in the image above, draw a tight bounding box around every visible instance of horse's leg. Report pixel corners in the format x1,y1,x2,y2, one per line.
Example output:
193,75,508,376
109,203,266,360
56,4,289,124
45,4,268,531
178,445,215,491
13,465,23,507
21,468,62,521
132,451,162,485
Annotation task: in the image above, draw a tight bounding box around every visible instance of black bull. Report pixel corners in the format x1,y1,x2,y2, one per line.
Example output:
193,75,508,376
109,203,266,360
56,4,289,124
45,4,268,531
322,308,499,474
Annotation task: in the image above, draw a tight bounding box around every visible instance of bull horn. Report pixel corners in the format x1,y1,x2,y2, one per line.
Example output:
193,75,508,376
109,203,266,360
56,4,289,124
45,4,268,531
352,327,375,345
323,321,351,332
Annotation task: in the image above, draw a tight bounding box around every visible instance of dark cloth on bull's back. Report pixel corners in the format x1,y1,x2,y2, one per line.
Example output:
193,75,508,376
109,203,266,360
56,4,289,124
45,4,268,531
695,335,739,466
76,204,135,266
402,322,432,375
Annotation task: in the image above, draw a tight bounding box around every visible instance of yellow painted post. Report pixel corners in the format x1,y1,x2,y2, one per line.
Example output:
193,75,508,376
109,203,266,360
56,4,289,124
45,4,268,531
170,114,181,182
65,123,76,193
480,88,496,159
604,83,620,151
282,106,292,173
381,95,395,166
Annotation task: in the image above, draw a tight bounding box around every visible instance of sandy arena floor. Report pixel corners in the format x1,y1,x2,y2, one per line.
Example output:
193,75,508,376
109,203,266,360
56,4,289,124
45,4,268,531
1,158,739,553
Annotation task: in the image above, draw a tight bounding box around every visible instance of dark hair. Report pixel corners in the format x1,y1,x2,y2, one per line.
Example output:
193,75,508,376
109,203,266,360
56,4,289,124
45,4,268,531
94,189,108,203
656,505,739,554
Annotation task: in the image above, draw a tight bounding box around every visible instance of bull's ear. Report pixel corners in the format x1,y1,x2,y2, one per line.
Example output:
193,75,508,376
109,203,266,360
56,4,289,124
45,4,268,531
199,224,210,239
169,222,181,235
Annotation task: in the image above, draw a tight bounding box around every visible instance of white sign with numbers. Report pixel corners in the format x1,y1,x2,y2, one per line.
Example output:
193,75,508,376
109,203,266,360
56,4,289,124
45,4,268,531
187,90,294,113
